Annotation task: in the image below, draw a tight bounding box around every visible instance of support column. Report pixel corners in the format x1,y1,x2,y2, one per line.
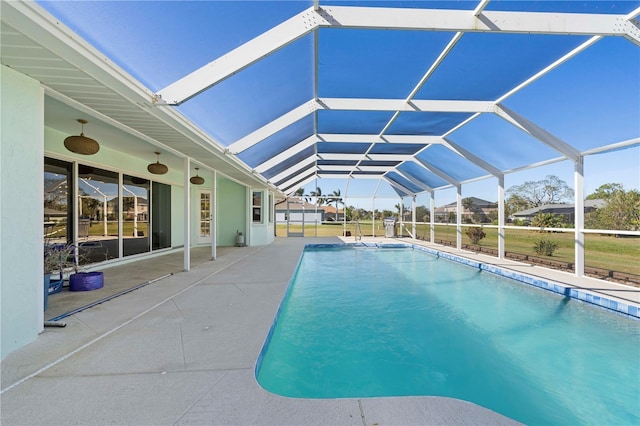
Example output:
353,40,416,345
456,185,462,250
430,191,435,244
574,156,585,277
411,195,416,239
184,157,191,272
212,170,217,260
372,198,377,237
498,174,505,260
399,198,404,237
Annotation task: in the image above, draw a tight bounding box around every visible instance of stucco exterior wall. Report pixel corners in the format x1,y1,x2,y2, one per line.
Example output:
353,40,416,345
1,66,45,359
216,177,246,246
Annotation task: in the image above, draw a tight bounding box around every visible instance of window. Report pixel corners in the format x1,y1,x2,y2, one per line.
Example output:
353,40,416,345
252,191,262,223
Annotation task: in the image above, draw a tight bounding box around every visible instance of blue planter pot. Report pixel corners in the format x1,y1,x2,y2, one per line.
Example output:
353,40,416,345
69,271,104,291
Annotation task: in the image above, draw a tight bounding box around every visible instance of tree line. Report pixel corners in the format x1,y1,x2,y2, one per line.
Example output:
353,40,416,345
293,176,639,231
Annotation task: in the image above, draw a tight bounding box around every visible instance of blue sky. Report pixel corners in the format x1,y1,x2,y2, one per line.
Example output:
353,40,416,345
38,0,639,209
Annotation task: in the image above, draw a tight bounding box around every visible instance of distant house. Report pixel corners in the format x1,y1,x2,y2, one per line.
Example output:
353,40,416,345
433,197,498,223
511,199,606,224
322,204,345,221
275,200,325,224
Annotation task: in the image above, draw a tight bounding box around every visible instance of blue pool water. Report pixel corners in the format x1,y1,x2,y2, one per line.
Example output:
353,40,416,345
256,246,640,425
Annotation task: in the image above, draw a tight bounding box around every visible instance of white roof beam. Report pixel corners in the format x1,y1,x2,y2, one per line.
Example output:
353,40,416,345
441,137,502,177
157,6,632,105
229,100,319,153
231,97,488,155
394,170,433,192
495,104,580,162
319,98,493,113
318,165,396,173
379,32,465,137
496,36,602,104
156,7,327,105
581,137,640,156
412,157,460,186
279,168,317,193
317,153,413,162
622,17,640,46
317,173,382,179
319,6,631,36
283,173,317,195
318,134,442,144
384,177,416,196
253,135,317,174
269,155,317,184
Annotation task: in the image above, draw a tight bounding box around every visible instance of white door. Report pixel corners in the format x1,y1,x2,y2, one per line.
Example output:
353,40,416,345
197,190,212,245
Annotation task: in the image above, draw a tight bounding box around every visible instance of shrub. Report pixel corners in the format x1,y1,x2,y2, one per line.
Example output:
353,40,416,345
533,239,559,256
531,212,566,229
465,227,486,244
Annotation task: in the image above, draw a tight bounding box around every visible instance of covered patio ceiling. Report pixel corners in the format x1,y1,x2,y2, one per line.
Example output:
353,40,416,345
8,1,640,198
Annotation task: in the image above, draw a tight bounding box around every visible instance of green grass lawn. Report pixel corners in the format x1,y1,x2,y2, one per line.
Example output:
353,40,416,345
276,222,640,276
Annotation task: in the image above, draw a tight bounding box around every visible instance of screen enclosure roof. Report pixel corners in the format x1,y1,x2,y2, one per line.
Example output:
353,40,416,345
7,1,640,198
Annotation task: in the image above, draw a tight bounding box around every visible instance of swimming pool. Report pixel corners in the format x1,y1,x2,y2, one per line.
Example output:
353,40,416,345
256,244,640,425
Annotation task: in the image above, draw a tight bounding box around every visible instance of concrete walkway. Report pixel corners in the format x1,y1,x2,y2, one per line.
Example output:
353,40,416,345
12,236,630,425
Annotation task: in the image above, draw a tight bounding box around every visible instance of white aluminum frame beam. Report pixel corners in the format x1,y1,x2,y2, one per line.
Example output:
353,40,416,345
284,173,317,196
384,177,416,196
319,98,494,113
229,100,319,153
495,104,581,162
412,157,460,187
253,135,317,173
157,8,325,104
318,165,396,173
394,170,434,192
317,153,412,162
157,6,636,105
441,137,502,177
228,98,488,154
318,134,442,144
280,168,317,193
317,173,383,179
269,155,317,184
319,7,632,36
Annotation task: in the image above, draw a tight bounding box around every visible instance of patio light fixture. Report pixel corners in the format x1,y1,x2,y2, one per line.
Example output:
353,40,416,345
64,119,100,155
147,151,168,175
190,167,205,185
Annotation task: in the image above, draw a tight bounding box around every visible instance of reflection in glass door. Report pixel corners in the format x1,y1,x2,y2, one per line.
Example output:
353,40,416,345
197,191,211,245
78,165,119,263
122,175,150,256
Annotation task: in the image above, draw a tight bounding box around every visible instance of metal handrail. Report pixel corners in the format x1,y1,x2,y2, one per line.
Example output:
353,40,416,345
352,220,363,241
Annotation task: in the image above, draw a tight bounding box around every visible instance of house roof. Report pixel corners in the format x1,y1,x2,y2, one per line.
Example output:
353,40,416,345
3,1,639,199
512,199,607,217
440,197,497,208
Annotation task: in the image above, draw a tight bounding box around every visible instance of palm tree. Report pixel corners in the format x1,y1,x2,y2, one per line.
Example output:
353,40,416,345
310,187,325,207
328,189,342,221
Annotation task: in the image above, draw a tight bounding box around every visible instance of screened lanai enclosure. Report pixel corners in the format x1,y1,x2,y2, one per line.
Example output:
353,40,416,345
28,1,640,276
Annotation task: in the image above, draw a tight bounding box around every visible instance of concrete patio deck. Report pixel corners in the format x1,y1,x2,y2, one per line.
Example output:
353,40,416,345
3,236,636,425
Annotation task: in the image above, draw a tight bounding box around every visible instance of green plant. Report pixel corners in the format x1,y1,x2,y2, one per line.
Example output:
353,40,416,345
465,227,486,244
533,239,559,256
531,212,566,229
